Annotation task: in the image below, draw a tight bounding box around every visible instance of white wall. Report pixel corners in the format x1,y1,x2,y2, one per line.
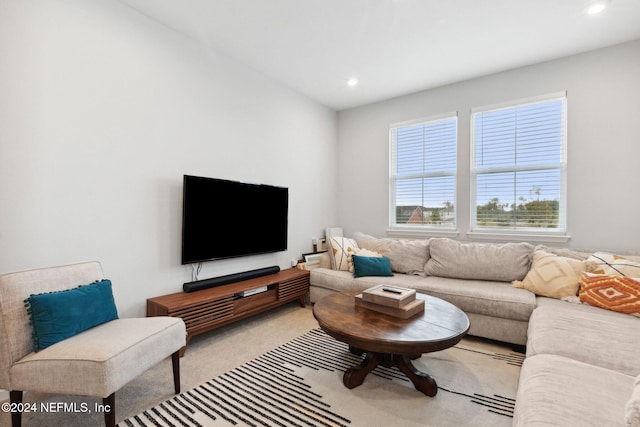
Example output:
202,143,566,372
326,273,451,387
337,39,640,253
0,0,338,316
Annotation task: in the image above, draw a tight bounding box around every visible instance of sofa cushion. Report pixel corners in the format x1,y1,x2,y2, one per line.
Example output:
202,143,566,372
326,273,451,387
528,300,640,376
353,232,429,276
26,279,119,351
512,250,594,299
425,238,533,281
513,354,633,427
579,272,640,316
310,267,423,295
410,276,536,321
327,236,358,271
534,244,589,260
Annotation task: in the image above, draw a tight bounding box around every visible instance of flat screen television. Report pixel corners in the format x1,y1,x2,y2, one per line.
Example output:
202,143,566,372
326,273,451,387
181,175,288,264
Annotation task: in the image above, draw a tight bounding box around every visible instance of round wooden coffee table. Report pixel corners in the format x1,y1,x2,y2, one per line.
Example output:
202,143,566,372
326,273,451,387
313,291,469,397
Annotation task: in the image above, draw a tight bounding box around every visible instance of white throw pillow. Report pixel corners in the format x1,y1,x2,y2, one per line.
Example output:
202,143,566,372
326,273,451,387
626,375,640,426
588,252,640,277
327,237,359,271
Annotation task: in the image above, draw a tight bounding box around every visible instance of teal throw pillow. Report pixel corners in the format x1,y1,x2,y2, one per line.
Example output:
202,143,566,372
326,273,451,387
352,255,394,278
25,279,119,351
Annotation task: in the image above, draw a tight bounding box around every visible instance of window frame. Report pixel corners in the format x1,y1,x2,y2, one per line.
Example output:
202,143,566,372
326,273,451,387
468,92,568,241
388,112,458,236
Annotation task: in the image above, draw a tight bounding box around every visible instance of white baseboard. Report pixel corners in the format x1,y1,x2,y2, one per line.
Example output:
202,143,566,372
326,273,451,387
0,389,8,401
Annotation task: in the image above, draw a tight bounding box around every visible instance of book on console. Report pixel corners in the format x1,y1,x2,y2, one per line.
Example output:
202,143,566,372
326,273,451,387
235,286,269,298
361,284,416,308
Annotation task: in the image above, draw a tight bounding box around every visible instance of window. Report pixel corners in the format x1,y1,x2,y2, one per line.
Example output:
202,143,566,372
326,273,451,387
471,93,567,233
389,114,457,230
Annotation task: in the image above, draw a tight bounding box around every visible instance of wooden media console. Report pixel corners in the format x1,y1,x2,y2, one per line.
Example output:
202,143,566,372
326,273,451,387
147,268,310,355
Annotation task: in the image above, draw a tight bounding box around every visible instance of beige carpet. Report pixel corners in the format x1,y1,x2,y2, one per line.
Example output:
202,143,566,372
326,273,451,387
1,303,523,427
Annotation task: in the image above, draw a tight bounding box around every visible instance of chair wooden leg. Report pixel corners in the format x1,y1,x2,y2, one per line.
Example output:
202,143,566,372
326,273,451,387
172,350,181,394
9,391,22,427
103,393,115,427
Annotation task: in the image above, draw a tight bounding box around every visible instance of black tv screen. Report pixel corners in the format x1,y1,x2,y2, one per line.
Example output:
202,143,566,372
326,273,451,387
181,175,288,264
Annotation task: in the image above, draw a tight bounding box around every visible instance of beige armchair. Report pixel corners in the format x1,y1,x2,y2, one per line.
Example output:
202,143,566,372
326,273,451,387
0,261,186,427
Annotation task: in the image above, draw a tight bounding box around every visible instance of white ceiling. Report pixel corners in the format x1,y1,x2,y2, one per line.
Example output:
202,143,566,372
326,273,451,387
120,0,640,111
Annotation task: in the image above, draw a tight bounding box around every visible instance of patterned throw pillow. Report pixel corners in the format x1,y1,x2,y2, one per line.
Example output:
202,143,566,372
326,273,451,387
512,250,594,299
587,252,640,277
579,272,640,317
327,237,359,271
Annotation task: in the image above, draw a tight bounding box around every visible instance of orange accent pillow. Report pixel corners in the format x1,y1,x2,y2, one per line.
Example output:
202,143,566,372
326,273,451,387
579,273,640,317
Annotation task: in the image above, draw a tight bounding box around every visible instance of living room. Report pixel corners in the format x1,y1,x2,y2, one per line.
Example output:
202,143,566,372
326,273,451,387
2,0,640,426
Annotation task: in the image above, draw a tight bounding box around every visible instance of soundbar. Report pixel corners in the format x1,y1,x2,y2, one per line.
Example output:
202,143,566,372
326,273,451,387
183,265,281,293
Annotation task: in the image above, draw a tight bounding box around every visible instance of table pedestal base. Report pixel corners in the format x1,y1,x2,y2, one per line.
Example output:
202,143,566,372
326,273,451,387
343,352,438,397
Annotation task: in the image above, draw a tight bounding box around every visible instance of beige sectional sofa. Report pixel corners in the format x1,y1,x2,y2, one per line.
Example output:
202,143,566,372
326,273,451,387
515,297,640,425
309,231,640,426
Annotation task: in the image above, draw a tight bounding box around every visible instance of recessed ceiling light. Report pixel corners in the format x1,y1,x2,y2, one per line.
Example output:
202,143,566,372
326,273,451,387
586,3,607,14
347,78,359,87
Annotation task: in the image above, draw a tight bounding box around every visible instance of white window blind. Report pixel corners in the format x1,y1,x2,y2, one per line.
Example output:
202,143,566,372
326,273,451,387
471,94,567,232
389,114,457,229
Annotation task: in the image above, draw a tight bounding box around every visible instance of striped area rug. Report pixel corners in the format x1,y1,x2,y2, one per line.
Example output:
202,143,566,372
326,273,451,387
118,329,523,427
